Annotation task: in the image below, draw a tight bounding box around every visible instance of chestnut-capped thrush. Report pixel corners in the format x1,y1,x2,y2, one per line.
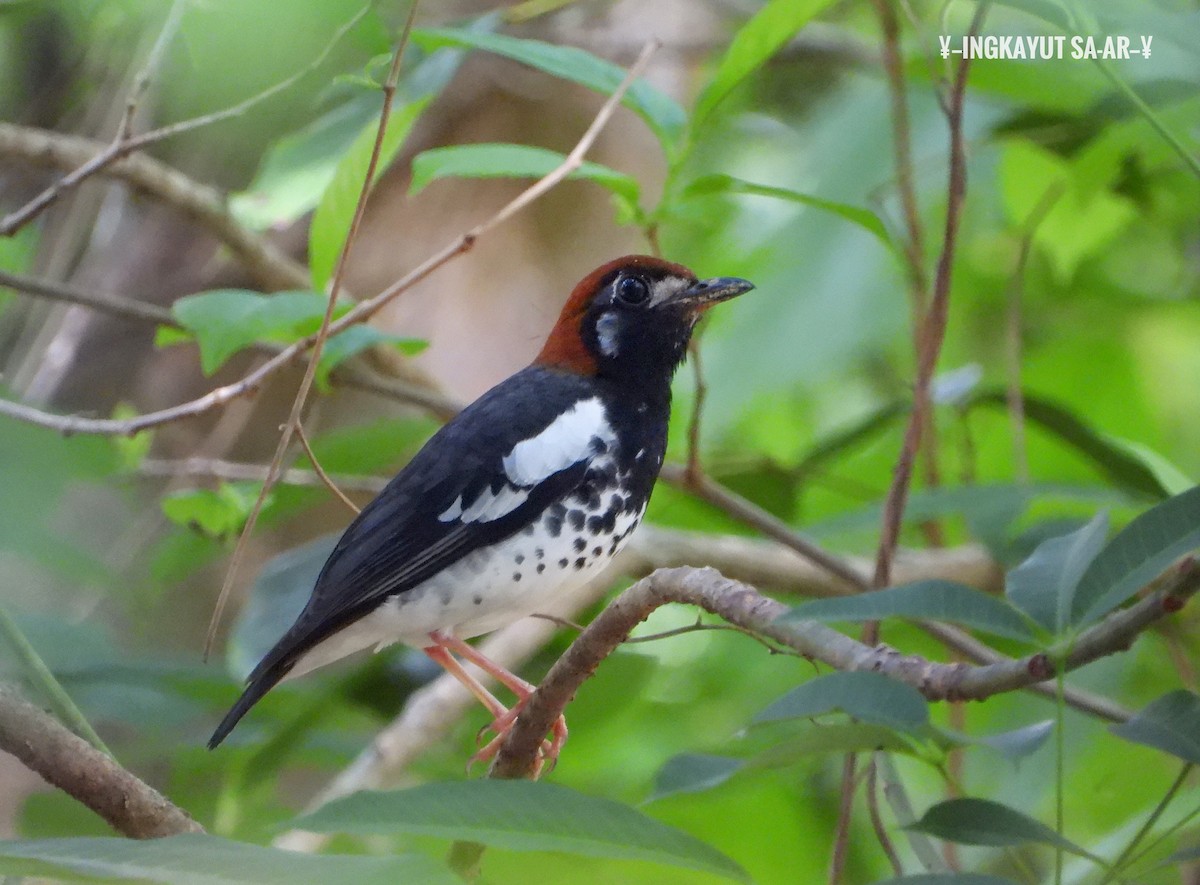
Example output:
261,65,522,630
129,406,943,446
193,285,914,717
208,255,753,769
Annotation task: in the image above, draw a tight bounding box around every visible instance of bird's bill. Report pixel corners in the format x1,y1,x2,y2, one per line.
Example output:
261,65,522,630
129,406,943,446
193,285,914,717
670,276,755,313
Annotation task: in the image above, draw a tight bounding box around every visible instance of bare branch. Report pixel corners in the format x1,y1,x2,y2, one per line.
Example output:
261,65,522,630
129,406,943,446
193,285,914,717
0,123,308,291
490,559,1198,778
0,41,660,442
0,684,202,838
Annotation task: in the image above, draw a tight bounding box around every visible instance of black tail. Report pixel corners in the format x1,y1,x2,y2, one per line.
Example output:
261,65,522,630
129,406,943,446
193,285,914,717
207,660,292,749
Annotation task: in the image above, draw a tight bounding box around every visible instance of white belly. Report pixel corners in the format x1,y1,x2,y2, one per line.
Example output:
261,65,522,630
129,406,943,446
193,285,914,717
287,504,643,678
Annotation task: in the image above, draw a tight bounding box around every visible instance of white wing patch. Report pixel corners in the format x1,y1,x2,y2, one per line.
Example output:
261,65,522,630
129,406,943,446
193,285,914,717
437,398,612,526
502,397,612,486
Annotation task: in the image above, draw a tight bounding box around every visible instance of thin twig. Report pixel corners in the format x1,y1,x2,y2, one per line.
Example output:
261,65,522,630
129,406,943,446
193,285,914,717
0,4,370,236
295,424,361,515
0,267,464,420
207,3,421,656
867,755,904,876
871,0,990,590
829,752,857,883
0,42,661,442
1006,183,1063,485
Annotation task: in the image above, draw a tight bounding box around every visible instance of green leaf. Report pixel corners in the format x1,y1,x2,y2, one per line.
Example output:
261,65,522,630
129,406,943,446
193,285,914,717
1005,512,1109,633
1111,690,1200,765
167,289,421,378
648,754,745,802
972,720,1055,762
0,834,454,885
410,144,641,215
752,671,929,733
908,798,1094,858
691,0,837,131
412,29,686,157
971,390,1170,500
295,781,748,882
681,174,893,250
1103,436,1195,497
1070,485,1200,626
309,96,430,291
783,580,1035,643
161,484,266,540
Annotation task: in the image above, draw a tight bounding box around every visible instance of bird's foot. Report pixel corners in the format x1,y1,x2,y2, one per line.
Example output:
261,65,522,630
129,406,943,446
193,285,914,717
469,702,568,778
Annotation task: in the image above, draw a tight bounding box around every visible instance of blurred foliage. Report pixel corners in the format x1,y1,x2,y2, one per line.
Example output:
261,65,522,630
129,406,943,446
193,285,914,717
1,0,1199,883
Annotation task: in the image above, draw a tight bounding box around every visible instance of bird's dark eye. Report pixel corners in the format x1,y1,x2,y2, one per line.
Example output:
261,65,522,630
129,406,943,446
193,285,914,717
616,275,650,305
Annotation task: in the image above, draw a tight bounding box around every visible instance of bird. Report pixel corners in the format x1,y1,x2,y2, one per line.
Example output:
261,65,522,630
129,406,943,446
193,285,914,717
208,255,753,770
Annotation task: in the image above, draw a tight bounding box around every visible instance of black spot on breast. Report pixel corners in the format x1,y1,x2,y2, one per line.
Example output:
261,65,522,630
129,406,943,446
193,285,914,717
591,436,609,455
440,591,452,605
522,524,536,536
513,572,522,582
592,546,603,557
609,494,624,511
515,554,525,565
574,557,587,570
536,563,545,574
568,509,585,531
473,594,483,605
549,502,567,519
588,512,616,535
545,515,563,537
559,558,569,568
535,547,544,559
573,537,586,553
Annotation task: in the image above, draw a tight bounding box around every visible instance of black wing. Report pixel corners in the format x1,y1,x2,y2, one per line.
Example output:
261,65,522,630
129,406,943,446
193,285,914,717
209,368,601,747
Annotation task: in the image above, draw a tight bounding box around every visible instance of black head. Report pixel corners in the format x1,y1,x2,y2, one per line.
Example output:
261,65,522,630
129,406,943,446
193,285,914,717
536,255,753,385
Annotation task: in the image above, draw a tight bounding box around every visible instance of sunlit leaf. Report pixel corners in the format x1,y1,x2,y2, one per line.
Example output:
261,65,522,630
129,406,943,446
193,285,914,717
0,834,453,885
681,174,893,249
1005,512,1108,633
296,781,748,881
1111,690,1200,764
784,580,1035,642
691,0,838,130
908,798,1094,858
309,97,430,291
1070,485,1200,626
410,144,641,216
161,484,266,540
753,671,929,733
412,29,686,156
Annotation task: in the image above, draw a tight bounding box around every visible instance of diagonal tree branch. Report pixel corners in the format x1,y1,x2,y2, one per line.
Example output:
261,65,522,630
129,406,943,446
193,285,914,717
0,685,202,839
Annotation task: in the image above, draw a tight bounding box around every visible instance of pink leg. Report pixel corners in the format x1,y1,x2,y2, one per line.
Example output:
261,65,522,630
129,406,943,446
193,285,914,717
424,632,568,774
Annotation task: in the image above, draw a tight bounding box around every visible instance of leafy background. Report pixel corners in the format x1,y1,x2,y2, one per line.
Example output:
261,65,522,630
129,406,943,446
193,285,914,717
1,0,1199,883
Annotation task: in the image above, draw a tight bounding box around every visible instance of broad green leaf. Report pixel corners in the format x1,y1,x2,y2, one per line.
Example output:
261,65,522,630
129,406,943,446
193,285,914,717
682,174,893,249
410,144,641,215
648,753,744,802
309,96,430,290
229,92,382,230
166,289,423,377
1005,512,1108,633
1071,485,1200,626
412,29,686,156
231,35,473,230
296,780,748,882
971,390,1170,499
1111,690,1200,764
783,580,1035,643
691,0,837,131
908,798,1094,858
752,671,929,733
874,876,1022,885
0,834,454,885
161,483,266,540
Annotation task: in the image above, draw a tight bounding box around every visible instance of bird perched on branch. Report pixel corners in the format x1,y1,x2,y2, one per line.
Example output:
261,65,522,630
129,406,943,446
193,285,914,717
208,255,753,771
